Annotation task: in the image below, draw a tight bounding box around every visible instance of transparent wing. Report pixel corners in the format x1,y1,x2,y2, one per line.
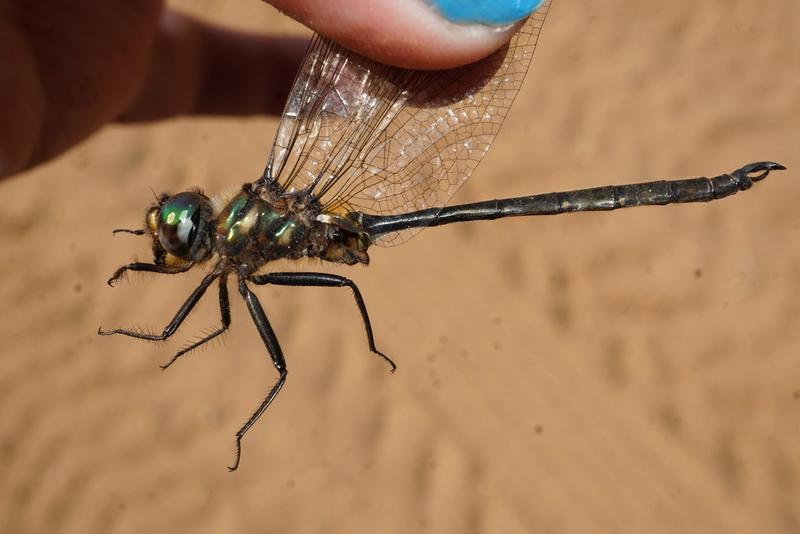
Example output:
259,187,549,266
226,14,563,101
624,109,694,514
260,0,552,246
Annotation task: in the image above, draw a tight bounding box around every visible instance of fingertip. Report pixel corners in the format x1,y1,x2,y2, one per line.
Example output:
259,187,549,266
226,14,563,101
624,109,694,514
267,0,535,69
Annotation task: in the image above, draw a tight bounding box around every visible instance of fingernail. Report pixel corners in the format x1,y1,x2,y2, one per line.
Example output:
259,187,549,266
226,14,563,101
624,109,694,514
424,0,545,25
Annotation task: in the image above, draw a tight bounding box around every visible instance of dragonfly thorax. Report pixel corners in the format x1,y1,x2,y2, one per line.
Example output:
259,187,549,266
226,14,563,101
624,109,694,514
210,186,372,274
146,186,372,275
214,188,307,266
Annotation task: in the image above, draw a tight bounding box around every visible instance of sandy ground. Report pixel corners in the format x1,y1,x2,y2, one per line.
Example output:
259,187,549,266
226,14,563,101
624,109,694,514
1,0,799,532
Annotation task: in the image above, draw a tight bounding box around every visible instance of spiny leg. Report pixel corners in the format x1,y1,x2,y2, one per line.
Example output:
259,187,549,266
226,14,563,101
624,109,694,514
160,274,231,370
107,261,194,286
98,272,218,342
231,278,287,472
249,272,396,372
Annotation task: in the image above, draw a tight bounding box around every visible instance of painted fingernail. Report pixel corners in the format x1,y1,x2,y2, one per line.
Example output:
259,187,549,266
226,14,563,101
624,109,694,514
424,0,545,25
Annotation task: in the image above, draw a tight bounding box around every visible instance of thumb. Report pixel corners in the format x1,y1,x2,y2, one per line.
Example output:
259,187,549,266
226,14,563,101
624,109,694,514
266,0,544,69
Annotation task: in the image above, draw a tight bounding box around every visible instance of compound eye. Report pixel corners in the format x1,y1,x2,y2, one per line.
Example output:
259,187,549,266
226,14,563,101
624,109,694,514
157,192,206,258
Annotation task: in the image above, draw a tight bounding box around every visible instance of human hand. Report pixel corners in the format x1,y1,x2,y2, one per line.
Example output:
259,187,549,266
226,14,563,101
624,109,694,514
0,0,540,179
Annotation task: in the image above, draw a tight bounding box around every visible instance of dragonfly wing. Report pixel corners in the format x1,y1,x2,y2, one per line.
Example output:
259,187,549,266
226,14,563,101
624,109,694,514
260,0,553,246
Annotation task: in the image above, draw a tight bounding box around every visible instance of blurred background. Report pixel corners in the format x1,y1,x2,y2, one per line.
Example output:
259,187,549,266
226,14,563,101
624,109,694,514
1,0,799,532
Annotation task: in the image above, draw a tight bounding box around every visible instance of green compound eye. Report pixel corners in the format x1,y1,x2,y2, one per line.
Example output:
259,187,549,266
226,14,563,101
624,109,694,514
157,192,206,258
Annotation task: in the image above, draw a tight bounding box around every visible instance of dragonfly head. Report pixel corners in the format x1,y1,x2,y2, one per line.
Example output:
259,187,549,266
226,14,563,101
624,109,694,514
148,191,214,266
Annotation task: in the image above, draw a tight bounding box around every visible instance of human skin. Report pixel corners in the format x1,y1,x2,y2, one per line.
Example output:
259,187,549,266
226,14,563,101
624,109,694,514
0,0,529,179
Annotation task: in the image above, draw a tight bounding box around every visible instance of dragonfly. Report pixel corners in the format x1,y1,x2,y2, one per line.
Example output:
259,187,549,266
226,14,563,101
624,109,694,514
100,0,785,470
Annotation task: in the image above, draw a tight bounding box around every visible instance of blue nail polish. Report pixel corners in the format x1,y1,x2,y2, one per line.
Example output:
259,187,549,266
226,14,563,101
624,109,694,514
425,0,544,25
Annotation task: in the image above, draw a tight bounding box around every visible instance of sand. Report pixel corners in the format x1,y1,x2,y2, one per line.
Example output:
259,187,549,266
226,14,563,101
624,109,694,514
1,0,799,532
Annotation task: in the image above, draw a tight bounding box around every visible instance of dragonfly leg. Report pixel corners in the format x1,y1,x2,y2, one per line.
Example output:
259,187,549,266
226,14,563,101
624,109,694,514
107,261,194,286
231,278,288,472
249,272,396,372
98,272,218,343
160,274,231,370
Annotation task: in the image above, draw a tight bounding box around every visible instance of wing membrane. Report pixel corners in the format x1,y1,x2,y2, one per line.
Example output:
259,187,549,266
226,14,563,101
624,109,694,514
260,1,552,245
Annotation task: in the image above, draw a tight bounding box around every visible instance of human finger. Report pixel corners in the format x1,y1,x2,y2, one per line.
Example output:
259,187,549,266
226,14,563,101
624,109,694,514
119,11,308,122
266,0,544,69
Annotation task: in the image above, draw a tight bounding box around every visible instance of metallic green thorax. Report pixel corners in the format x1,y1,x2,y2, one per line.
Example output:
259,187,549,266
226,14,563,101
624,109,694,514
213,187,371,272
